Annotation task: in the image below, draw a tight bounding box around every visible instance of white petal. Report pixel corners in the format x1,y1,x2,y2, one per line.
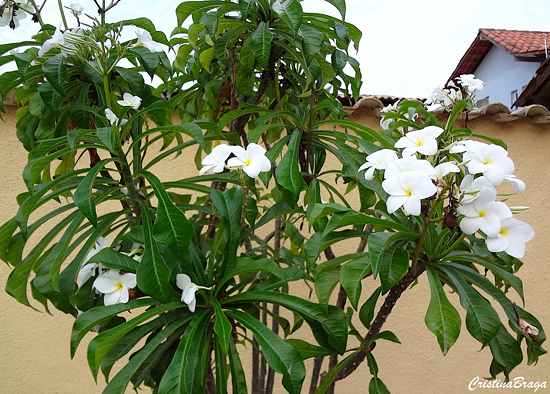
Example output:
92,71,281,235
104,291,121,306
93,277,118,294
122,273,137,288
176,273,192,290
487,236,509,253
386,195,408,214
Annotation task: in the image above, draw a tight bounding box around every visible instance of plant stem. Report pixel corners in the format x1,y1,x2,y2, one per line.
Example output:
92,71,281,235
434,232,466,260
57,0,68,29
309,357,324,394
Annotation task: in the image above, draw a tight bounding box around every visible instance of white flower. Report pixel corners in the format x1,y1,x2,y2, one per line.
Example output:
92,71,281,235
133,30,164,53
199,144,233,175
105,108,128,126
227,143,271,178
457,186,512,237
459,175,492,204
93,269,137,306
384,156,436,179
0,0,27,29
433,161,460,180
381,101,400,113
463,143,515,185
457,74,485,93
176,273,211,312
358,149,398,180
78,236,109,287
117,93,142,110
382,172,437,215
68,3,83,16
38,25,65,57
394,126,444,157
486,217,535,258
503,174,526,192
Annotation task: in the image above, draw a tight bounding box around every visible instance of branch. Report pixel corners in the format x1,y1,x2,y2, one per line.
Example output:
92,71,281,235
334,262,427,381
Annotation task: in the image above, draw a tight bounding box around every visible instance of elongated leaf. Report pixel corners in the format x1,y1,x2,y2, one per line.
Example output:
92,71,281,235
276,129,306,196
137,200,172,303
299,25,324,65
142,171,192,258
74,159,114,227
104,317,190,394
443,266,500,346
367,331,401,347
223,290,348,353
42,53,66,95
273,0,302,34
368,233,410,292
213,299,232,354
286,339,332,359
217,257,283,290
314,352,358,394
314,268,340,308
87,302,184,380
340,256,371,310
71,298,158,357
115,66,145,96
359,287,381,329
228,336,248,394
158,311,211,394
176,1,226,26
228,310,305,394
210,188,242,268
251,22,273,68
489,324,523,379
369,377,390,394
425,267,461,355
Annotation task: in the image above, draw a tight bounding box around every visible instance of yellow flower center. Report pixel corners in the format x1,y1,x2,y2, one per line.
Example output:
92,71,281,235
482,157,493,165
416,139,424,147
115,281,124,291
478,210,486,218
499,227,508,236
405,189,412,197
244,158,252,166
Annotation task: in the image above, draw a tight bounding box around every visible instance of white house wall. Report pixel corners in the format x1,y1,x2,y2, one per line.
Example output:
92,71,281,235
474,45,540,107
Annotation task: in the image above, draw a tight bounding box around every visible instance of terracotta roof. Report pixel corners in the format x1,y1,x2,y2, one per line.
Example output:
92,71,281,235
448,29,550,82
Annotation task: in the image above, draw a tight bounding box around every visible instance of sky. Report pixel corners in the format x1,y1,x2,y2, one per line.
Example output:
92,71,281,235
2,0,550,99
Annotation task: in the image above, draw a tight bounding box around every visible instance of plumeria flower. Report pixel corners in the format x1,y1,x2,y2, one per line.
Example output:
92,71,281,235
486,217,535,258
199,144,233,175
384,156,436,179
227,143,271,178
459,175,492,204
176,274,211,312
433,161,460,180
77,236,110,287
394,126,444,157
0,0,28,29
503,174,526,192
463,143,515,185
105,108,128,127
358,149,398,180
38,24,65,57
93,269,137,306
457,74,485,93
133,30,164,53
382,171,437,215
68,2,83,16
381,101,400,113
457,186,512,237
117,93,142,110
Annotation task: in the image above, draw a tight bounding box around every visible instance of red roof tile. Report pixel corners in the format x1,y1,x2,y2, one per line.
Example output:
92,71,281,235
481,29,550,54
448,29,550,82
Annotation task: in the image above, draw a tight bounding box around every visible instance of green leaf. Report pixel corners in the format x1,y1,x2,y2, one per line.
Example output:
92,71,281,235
273,0,303,34
210,188,243,268
115,67,145,96
299,25,324,65
104,317,190,394
314,268,340,308
340,256,371,310
286,339,332,359
368,233,411,293
201,11,219,40
137,200,172,303
359,287,381,329
275,129,306,196
158,311,211,394
176,1,226,26
217,257,283,290
369,377,390,394
223,290,348,354
71,298,158,357
74,159,114,227
489,324,523,379
199,47,214,70
88,248,140,273
251,22,273,68
425,267,461,356
42,53,66,95
443,266,500,346
227,310,305,394
213,299,232,354
142,171,192,258
97,127,117,153
314,352,358,394
87,302,184,380
367,331,401,347
228,337,248,394
366,352,378,377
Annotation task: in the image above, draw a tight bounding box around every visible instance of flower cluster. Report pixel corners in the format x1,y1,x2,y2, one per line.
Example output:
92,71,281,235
0,0,28,30
360,112,534,258
426,74,485,111
199,143,271,178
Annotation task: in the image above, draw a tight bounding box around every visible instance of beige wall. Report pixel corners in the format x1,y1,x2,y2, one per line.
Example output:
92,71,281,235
1,105,549,393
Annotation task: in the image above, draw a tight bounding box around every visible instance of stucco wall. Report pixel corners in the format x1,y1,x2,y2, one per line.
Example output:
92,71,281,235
1,106,549,393
475,45,540,108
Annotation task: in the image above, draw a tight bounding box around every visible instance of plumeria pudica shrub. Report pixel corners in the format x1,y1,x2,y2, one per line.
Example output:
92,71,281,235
0,0,546,393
